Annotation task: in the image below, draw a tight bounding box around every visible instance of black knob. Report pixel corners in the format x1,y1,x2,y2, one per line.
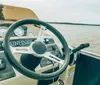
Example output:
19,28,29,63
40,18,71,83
0,58,6,70
52,45,57,51
44,38,49,44
72,43,90,53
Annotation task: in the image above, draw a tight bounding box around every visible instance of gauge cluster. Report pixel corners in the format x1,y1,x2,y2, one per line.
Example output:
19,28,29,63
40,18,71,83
14,26,25,36
0,26,7,38
0,23,27,38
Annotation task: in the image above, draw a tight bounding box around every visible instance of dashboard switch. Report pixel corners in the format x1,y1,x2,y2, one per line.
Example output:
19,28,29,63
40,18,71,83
52,45,57,51
44,38,49,44
0,58,6,70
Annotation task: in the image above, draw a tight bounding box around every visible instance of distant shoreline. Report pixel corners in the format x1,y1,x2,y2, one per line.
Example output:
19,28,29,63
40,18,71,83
47,22,100,26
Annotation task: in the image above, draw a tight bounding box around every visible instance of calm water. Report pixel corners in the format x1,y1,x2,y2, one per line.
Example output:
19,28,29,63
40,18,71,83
50,24,100,55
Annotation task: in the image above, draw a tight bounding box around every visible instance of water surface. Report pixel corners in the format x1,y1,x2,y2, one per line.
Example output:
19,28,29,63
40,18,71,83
50,24,100,55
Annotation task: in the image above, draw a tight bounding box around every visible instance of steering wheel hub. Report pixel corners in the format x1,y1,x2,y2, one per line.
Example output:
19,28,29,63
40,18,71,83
32,41,46,55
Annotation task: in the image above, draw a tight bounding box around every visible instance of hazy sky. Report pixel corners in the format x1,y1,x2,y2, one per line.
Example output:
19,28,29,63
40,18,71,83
0,0,100,24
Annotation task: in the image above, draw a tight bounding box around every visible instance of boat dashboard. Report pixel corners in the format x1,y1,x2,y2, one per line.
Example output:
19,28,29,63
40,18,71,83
0,23,27,38
0,21,91,85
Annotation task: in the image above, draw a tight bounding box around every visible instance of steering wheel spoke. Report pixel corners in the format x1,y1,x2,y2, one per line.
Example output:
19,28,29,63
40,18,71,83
10,46,33,54
36,25,46,42
44,52,64,65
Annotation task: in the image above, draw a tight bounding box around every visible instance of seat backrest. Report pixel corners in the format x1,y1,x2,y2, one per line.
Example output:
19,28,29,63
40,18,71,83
73,53,100,85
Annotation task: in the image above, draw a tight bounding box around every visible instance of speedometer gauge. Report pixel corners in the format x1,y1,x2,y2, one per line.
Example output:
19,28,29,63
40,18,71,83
14,27,24,36
0,27,7,38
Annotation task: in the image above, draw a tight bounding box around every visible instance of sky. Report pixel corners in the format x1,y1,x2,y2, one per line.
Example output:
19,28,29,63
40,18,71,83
0,0,100,24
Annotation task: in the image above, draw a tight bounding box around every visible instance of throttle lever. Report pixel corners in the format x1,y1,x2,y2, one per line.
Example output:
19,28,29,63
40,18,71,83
72,43,90,54
69,43,90,65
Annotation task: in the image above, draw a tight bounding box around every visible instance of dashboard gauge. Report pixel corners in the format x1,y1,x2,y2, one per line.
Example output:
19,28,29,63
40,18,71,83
14,27,24,36
0,27,7,38
28,32,34,37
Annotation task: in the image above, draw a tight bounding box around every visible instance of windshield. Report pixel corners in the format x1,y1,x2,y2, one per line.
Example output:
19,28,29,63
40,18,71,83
49,23,100,55
0,1,100,55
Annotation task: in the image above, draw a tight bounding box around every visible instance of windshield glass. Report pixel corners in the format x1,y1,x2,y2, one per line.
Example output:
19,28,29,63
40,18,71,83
0,1,100,55
49,23,100,55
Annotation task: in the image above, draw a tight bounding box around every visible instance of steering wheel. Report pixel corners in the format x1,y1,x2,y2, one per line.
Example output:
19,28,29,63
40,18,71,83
3,19,70,80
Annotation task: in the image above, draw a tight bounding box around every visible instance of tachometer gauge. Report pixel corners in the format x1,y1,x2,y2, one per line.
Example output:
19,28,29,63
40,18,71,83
14,27,24,36
0,28,7,38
